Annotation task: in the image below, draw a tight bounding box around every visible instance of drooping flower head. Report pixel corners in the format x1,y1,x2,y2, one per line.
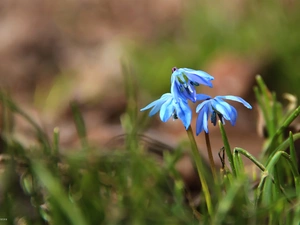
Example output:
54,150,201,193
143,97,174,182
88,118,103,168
171,67,214,103
140,93,192,129
195,94,252,135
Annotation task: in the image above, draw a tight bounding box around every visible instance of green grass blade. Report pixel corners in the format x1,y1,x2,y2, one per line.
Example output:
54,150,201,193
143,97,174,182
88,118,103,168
256,171,268,206
234,148,265,171
262,152,293,205
53,127,60,155
219,121,236,176
233,149,245,178
265,133,300,165
288,131,298,174
262,106,300,157
32,161,88,225
70,102,89,150
0,92,51,153
213,179,244,225
254,75,273,137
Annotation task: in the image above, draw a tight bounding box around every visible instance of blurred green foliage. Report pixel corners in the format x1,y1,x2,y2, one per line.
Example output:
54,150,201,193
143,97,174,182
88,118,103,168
1,73,300,224
0,92,194,225
131,1,300,97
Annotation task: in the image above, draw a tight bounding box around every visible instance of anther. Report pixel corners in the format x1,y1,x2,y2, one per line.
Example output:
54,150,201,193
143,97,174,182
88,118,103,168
211,111,217,126
172,112,178,120
190,81,200,86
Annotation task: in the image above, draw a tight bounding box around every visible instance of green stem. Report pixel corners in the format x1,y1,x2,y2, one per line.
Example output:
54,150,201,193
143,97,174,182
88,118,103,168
186,126,213,216
204,132,218,182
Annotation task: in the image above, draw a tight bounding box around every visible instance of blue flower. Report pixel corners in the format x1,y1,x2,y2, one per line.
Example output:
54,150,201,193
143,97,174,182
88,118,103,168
140,93,192,129
195,94,252,135
171,67,214,103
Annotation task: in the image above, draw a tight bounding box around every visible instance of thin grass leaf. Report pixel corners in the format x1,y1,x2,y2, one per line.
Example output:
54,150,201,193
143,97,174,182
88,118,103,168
0,92,51,153
277,151,300,178
0,93,14,135
53,127,60,155
32,161,89,225
232,150,252,205
288,131,298,174
265,132,300,165
219,121,236,177
121,62,141,153
275,101,284,143
264,151,284,197
233,150,245,177
122,61,138,123
262,152,293,205
262,106,300,158
256,171,268,206
213,179,245,225
269,92,277,137
70,101,89,150
273,166,282,204
254,75,274,137
234,148,265,171
277,150,300,194
255,150,296,207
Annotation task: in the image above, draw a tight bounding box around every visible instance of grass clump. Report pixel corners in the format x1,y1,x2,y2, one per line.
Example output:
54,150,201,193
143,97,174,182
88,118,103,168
0,75,300,225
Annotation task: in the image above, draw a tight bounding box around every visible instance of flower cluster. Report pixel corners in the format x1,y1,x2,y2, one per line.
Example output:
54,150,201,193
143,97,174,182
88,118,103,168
141,67,252,135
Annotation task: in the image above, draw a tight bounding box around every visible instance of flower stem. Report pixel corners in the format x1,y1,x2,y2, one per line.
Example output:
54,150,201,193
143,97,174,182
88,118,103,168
186,126,213,216
204,132,218,182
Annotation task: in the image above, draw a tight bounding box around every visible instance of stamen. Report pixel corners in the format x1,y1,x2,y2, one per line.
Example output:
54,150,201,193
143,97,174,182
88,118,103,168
211,111,217,126
172,112,178,120
190,81,200,86
187,85,193,94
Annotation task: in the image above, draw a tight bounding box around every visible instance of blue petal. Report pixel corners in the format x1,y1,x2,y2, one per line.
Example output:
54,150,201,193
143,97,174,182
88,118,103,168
140,93,172,116
196,108,204,135
229,105,238,126
211,99,231,121
196,94,211,101
186,73,214,88
218,95,252,109
159,98,174,122
196,104,209,135
171,82,182,102
180,68,214,80
203,108,209,133
216,99,236,123
196,100,210,113
149,102,164,117
176,100,192,129
140,99,160,112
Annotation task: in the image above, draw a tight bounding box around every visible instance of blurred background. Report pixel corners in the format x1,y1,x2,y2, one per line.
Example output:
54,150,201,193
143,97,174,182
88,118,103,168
1,0,300,162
